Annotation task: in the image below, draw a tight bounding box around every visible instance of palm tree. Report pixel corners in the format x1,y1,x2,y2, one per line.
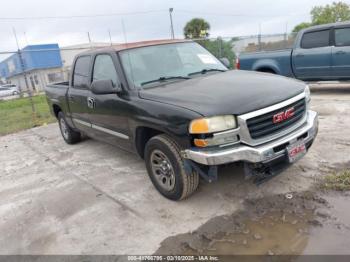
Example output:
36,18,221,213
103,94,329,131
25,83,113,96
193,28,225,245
184,18,210,39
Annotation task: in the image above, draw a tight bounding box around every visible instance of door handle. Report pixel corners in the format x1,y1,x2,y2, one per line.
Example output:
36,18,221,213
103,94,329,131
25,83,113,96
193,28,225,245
68,95,75,102
87,97,95,109
335,51,346,55
295,53,304,57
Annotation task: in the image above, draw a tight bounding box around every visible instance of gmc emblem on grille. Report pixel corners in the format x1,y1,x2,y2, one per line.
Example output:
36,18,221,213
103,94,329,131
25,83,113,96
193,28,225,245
273,107,295,124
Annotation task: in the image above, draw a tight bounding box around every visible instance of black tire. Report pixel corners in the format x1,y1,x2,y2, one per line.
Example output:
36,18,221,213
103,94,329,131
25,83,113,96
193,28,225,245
258,69,276,74
144,134,199,201
57,112,81,144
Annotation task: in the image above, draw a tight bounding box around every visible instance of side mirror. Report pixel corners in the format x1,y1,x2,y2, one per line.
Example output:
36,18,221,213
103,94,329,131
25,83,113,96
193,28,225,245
91,80,122,95
219,57,230,68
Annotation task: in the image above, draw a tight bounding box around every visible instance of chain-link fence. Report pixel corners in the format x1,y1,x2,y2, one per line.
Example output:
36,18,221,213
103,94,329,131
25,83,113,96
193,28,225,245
0,33,297,136
188,33,297,69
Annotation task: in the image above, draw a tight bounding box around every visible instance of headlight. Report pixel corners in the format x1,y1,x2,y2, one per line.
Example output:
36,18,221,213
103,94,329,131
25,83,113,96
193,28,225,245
189,115,239,147
189,115,237,134
305,85,311,102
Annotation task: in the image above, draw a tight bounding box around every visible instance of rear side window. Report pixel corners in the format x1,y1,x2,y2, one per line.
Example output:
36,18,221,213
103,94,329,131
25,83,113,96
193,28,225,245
335,28,350,47
92,55,119,85
73,56,91,88
301,30,330,49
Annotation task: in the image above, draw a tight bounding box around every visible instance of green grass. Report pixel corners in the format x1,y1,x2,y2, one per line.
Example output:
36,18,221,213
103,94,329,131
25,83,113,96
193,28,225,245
323,170,350,191
0,95,56,136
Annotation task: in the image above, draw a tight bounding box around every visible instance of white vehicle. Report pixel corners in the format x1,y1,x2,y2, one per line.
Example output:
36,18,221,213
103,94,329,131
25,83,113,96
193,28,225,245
0,84,20,97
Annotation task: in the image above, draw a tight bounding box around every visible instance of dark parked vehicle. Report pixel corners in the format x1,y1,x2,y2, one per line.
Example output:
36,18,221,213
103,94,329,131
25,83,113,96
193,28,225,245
45,40,318,200
238,22,350,80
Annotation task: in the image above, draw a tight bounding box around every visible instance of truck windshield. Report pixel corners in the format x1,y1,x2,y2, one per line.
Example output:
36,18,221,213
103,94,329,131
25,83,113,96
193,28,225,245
119,42,227,88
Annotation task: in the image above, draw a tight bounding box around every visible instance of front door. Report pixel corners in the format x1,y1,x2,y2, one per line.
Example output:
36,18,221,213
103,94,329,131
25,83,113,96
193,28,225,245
332,27,350,79
88,53,132,151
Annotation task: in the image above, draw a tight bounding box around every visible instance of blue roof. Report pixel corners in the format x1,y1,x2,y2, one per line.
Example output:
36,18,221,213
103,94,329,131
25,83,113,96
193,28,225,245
0,44,63,78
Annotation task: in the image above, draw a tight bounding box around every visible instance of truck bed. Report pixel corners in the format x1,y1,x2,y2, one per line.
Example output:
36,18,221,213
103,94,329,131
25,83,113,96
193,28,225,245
239,49,294,77
45,82,70,117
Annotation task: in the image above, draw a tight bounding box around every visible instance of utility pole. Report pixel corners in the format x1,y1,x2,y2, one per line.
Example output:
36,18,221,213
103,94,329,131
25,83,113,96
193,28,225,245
13,28,36,118
258,23,262,51
284,22,288,48
169,8,175,39
87,32,92,48
108,30,113,46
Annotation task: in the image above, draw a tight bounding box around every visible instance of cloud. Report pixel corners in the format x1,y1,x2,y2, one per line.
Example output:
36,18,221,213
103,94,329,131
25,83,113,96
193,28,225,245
0,0,346,58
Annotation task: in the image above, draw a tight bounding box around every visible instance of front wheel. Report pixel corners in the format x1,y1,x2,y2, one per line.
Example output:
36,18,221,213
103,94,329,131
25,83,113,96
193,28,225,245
144,134,199,201
58,112,81,144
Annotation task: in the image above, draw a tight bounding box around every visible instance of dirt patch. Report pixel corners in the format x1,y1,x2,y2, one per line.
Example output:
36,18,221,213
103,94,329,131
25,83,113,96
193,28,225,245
155,192,330,256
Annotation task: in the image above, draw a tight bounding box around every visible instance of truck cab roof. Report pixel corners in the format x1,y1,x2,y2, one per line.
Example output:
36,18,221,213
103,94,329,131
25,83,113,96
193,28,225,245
79,39,192,56
300,21,350,34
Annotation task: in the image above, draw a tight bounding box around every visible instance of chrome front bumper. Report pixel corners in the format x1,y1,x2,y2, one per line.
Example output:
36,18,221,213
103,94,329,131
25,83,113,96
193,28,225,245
183,110,318,166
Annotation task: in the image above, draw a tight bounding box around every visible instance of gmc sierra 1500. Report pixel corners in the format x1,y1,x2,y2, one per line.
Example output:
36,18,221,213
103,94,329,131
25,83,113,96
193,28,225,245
45,39,318,200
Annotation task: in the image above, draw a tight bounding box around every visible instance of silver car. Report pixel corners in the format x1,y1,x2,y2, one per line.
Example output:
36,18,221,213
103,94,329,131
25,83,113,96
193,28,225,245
0,84,20,97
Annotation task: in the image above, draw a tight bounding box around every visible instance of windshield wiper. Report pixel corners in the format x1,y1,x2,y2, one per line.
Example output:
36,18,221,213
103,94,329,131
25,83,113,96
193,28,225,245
141,76,190,86
188,68,226,76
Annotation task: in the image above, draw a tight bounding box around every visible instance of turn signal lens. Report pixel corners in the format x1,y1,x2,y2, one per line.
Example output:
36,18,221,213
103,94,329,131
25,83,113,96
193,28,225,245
194,139,208,147
189,115,237,134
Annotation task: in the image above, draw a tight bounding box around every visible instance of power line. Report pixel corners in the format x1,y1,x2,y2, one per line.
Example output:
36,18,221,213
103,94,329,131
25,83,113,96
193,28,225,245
0,9,310,21
176,10,309,18
0,10,167,21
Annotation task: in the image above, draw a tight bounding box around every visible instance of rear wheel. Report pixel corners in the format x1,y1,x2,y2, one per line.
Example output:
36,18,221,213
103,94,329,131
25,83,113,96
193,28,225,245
258,69,276,74
144,134,199,201
58,112,81,144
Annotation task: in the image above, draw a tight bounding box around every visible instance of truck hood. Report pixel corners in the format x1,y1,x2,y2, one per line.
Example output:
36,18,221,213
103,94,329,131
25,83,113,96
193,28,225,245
138,70,306,116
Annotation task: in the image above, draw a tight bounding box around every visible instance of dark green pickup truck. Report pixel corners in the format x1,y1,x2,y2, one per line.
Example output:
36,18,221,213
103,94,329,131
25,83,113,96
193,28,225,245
45,39,318,200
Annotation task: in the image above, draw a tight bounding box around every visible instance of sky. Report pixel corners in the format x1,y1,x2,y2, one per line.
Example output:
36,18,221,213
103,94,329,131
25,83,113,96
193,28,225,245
0,0,349,58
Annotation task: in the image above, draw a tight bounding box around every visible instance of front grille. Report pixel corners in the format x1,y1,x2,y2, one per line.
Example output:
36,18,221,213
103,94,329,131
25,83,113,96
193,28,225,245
246,98,306,139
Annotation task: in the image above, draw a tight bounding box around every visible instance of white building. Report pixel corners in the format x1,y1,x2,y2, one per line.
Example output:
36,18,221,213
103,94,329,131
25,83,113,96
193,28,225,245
0,42,115,92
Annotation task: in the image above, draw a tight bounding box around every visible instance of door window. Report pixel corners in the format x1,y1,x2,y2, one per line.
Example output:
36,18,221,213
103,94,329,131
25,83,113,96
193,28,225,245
301,30,330,49
92,55,118,85
73,56,91,88
335,28,350,47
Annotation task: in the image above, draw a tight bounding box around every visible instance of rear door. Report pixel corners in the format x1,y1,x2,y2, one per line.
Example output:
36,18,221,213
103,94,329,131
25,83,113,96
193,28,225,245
67,55,93,133
332,27,350,79
292,29,332,80
88,53,132,151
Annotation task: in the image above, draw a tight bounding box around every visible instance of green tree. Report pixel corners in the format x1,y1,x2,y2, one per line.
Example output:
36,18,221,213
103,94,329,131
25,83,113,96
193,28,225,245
183,18,236,68
184,18,210,39
198,38,237,69
292,1,350,32
292,22,312,33
311,1,350,25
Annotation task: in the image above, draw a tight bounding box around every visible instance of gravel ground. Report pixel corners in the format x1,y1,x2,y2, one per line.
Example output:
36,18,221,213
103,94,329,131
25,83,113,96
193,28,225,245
0,87,350,255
